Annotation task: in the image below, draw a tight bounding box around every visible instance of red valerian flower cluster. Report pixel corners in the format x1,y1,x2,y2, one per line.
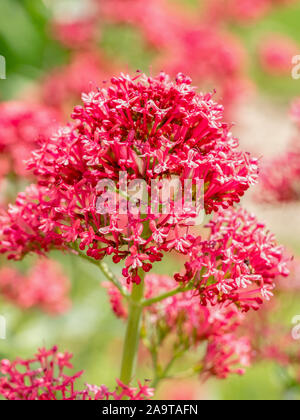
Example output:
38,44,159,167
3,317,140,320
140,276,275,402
0,347,153,400
258,100,300,203
0,73,258,285
204,0,296,24
100,0,185,50
41,51,113,113
176,206,290,312
0,102,60,179
105,273,251,379
0,259,71,315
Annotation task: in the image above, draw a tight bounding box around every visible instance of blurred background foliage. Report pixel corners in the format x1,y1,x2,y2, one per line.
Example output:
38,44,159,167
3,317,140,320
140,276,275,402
0,0,300,400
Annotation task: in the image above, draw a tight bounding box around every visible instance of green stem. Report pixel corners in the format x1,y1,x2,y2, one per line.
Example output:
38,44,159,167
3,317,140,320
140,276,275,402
120,273,145,385
151,349,187,388
142,284,192,307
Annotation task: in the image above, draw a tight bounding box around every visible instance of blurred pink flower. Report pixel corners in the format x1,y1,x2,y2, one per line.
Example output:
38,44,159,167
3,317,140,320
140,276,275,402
104,281,127,319
229,0,271,22
277,257,300,291
100,0,185,49
0,102,60,178
0,259,71,315
258,101,300,203
159,25,251,111
1,73,258,285
0,347,153,400
202,334,251,379
159,380,201,400
290,97,300,127
176,206,290,311
259,34,298,76
52,19,99,49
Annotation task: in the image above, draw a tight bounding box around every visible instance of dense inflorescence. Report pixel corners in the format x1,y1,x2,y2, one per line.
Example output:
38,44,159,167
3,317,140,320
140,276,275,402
106,273,251,379
0,73,258,285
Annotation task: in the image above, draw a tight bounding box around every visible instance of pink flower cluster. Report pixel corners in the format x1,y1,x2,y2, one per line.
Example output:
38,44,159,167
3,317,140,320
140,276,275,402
258,100,300,203
0,73,258,285
0,259,71,315
0,102,60,179
176,207,289,311
99,1,251,112
0,347,153,400
204,0,296,24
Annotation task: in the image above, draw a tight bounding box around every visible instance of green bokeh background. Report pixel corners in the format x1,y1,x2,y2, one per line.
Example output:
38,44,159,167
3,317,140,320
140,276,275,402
0,0,300,400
